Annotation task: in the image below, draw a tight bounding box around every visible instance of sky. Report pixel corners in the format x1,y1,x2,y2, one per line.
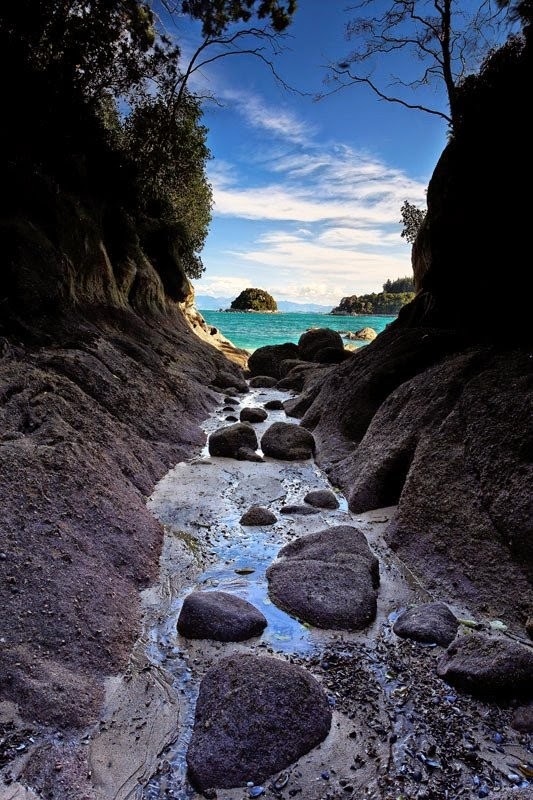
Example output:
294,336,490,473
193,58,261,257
164,0,453,306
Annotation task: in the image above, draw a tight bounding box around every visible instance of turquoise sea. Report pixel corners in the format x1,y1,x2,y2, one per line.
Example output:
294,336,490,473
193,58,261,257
200,310,396,352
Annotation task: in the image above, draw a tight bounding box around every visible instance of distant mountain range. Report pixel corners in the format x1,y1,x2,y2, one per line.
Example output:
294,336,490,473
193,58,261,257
195,294,331,313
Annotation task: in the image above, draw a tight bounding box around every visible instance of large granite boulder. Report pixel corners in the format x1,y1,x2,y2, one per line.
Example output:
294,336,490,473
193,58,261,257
304,489,339,509
248,343,300,379
437,633,533,697
240,407,268,424
249,375,278,388
267,525,379,629
208,423,259,461
393,602,458,647
261,422,315,461
177,592,267,642
186,654,332,790
298,328,344,362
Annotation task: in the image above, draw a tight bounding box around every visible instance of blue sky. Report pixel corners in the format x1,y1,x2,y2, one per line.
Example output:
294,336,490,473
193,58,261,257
170,0,453,305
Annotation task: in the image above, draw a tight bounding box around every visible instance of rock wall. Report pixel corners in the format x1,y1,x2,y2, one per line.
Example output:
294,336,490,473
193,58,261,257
0,204,246,729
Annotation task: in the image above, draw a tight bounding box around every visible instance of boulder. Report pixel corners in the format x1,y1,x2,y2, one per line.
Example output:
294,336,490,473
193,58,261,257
240,407,268,424
212,369,248,393
345,327,377,341
314,346,351,364
186,654,332,790
248,343,300,379
240,506,277,526
267,525,379,630
304,489,339,509
225,415,238,422
249,375,278,388
261,422,315,461
177,592,267,642
223,396,239,406
264,399,284,410
393,602,458,647
280,358,306,377
298,328,344,362
280,504,320,516
208,423,259,461
436,633,533,697
511,703,533,732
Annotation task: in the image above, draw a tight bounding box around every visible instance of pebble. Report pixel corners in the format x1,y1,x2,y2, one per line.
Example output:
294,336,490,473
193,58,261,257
249,787,265,797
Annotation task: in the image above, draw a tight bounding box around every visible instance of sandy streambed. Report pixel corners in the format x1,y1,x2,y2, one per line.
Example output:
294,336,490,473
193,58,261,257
6,385,530,800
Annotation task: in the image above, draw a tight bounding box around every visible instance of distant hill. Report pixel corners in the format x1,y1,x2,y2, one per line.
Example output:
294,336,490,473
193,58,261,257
196,295,330,313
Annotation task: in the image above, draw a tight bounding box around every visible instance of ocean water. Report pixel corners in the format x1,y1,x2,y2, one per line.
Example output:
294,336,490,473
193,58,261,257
200,310,396,352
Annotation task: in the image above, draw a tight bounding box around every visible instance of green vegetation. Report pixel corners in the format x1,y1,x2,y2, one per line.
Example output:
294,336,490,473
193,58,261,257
0,1,296,292
399,203,427,245
331,277,415,315
231,288,278,311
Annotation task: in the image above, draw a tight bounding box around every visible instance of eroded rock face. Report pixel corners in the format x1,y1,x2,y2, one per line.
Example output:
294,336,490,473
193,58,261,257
177,592,267,642
248,343,300,378
298,328,343,362
186,654,332,790
261,422,315,461
437,633,533,697
208,423,259,461
267,525,379,630
393,602,458,647
240,407,268,424
240,506,277,526
304,489,339,509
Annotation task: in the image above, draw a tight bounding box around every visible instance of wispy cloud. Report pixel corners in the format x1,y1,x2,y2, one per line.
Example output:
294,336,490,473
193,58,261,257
221,89,315,145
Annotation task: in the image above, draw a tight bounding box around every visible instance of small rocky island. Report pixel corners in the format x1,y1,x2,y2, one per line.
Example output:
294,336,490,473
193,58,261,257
331,277,415,315
228,287,278,312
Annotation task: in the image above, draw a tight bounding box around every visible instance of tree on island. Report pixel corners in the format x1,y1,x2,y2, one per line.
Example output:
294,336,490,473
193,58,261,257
331,277,416,315
383,275,415,293
231,288,278,311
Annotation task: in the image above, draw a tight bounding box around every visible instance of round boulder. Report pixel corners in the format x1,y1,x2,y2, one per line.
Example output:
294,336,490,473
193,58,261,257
240,506,277,526
177,592,267,642
249,375,278,388
298,328,343,362
261,422,315,461
393,602,458,647
304,489,340,509
240,407,268,424
208,423,258,461
314,346,351,364
267,525,379,630
213,370,249,393
264,399,284,410
511,703,533,732
249,343,300,378
186,654,332,790
437,632,533,697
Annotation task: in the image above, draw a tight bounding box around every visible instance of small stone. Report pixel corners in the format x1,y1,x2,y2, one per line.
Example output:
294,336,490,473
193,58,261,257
511,704,533,732
393,602,459,647
264,399,284,410
240,407,268,424
304,490,340,509
225,415,238,422
223,397,239,406
240,507,277,526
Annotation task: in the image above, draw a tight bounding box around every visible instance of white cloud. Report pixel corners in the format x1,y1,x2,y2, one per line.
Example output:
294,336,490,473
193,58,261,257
193,275,252,299
221,89,314,145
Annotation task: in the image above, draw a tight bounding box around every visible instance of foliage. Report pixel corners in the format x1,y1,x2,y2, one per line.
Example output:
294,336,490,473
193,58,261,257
0,1,296,288
231,288,278,311
399,202,427,244
324,0,515,128
383,275,415,293
331,292,415,315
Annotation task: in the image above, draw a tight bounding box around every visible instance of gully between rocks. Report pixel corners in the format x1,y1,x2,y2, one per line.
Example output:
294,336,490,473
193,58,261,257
85,384,532,800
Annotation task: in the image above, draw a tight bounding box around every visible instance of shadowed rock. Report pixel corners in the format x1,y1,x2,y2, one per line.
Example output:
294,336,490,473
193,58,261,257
298,328,343,362
393,602,458,647
240,407,268,424
437,633,533,697
249,343,300,378
240,506,277,526
177,592,267,642
267,525,379,630
186,654,332,790
213,369,248,393
223,396,239,406
304,489,339,509
208,423,259,461
264,399,284,410
225,415,238,422
261,422,315,461
511,704,533,732
280,504,320,516
249,375,278,388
